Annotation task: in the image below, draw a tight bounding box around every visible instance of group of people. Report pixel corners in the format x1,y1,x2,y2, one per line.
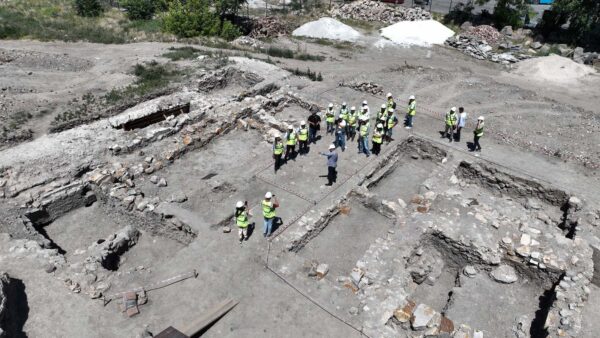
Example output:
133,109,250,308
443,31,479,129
234,192,279,243
236,93,486,242
443,106,485,152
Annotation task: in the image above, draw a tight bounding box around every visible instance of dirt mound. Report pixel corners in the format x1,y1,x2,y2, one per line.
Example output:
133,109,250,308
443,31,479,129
249,16,289,39
292,17,360,42
330,0,431,24
513,54,596,84
380,20,454,47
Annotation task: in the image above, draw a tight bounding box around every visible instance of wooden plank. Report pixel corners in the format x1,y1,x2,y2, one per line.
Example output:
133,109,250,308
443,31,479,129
180,298,238,336
155,326,188,338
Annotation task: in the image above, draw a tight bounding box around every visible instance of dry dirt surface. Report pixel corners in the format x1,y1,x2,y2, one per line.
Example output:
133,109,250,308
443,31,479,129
0,33,599,338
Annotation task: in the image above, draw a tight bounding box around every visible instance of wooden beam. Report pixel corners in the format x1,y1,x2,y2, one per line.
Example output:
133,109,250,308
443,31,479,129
180,298,239,337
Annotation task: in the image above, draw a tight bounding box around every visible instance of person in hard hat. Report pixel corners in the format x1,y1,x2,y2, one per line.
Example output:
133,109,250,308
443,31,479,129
262,192,279,237
456,107,468,142
376,103,388,134
471,116,484,153
338,102,349,128
385,108,398,143
386,93,396,112
325,103,335,135
405,95,416,129
347,106,358,141
444,107,458,142
235,200,250,243
284,125,297,161
361,100,370,117
335,119,346,152
307,110,321,144
319,144,338,186
372,123,384,155
357,115,371,157
298,121,309,155
273,135,284,172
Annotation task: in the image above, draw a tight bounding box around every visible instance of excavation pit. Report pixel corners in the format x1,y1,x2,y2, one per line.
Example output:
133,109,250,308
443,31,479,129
298,199,394,278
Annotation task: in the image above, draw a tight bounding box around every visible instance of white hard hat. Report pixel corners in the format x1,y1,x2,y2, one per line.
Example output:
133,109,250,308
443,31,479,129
300,120,306,125
381,104,387,109
409,95,415,100
236,201,244,208
387,92,392,98
342,102,347,106
288,125,293,130
451,107,457,112
340,120,346,127
329,144,335,150
328,103,334,108
377,123,383,128
389,108,395,113
362,100,368,105
265,191,272,199
478,116,485,121
350,106,356,111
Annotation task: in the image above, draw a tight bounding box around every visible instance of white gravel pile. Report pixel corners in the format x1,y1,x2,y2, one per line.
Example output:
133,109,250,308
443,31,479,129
292,17,361,42
513,54,596,84
380,20,455,47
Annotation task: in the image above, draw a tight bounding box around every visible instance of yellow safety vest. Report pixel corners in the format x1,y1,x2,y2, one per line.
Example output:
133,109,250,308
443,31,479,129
445,112,457,126
373,130,383,144
236,210,249,228
348,113,357,126
408,101,416,116
377,109,388,122
359,123,370,137
286,131,297,145
262,200,275,219
298,128,308,141
387,115,397,129
474,123,484,137
325,109,335,123
273,141,284,155
387,99,395,112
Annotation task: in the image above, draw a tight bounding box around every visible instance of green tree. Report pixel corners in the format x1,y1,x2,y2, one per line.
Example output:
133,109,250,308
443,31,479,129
214,0,247,18
161,0,241,40
74,0,104,17
547,0,600,48
476,0,530,28
122,0,156,20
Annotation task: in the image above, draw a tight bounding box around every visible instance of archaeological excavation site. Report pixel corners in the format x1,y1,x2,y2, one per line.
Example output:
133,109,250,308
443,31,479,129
1,1,600,338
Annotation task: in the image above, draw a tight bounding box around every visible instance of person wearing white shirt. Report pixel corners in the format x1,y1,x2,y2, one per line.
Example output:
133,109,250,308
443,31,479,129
456,107,467,142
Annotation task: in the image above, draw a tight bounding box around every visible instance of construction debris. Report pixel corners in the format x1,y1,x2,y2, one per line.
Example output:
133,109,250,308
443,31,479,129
445,35,532,64
249,16,289,39
330,0,431,24
338,81,384,95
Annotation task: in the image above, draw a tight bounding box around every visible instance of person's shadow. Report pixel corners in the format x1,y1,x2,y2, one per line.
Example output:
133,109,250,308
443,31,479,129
466,142,475,151
6,277,29,338
271,217,283,234
246,222,255,240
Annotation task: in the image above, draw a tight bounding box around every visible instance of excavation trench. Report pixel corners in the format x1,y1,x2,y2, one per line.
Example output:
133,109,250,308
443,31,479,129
409,231,563,337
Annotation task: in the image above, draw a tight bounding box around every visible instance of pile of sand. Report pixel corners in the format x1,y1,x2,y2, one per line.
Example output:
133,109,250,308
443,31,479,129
513,54,596,84
292,17,361,42
380,20,455,47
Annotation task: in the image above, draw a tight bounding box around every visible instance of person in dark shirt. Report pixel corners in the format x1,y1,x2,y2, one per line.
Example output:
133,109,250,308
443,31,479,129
307,111,321,144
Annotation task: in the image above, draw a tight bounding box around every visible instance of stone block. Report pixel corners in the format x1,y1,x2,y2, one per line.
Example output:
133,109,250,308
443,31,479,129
411,304,436,330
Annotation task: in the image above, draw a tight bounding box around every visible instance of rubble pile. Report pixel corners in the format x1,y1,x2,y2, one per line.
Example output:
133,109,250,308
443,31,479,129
445,35,532,64
464,25,502,44
232,36,263,49
330,0,431,24
338,81,384,95
249,16,289,39
0,272,7,337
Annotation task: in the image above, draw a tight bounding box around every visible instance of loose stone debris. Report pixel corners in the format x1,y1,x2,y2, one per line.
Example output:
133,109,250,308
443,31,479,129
330,0,432,24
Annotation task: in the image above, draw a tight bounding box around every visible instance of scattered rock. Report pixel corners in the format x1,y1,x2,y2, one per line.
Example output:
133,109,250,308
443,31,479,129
330,0,432,24
316,264,329,279
411,303,436,330
463,265,477,277
158,178,167,187
168,192,188,203
490,264,518,284
222,226,231,233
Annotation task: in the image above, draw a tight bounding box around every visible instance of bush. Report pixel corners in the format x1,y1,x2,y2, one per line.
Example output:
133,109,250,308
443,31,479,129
220,20,241,40
161,0,219,38
74,0,104,17
122,0,156,20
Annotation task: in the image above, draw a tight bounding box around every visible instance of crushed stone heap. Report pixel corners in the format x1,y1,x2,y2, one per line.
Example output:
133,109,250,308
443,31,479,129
330,0,431,24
